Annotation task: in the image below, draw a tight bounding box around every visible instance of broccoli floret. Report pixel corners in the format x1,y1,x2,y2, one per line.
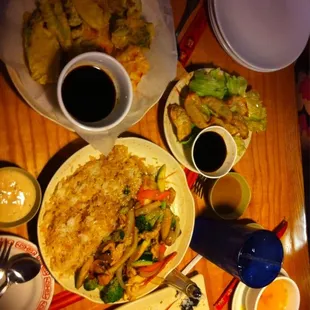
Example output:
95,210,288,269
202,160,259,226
111,229,125,242
83,277,98,291
100,277,124,303
135,209,163,232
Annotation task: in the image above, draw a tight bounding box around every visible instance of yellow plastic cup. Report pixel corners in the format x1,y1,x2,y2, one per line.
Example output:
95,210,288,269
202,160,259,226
208,172,251,220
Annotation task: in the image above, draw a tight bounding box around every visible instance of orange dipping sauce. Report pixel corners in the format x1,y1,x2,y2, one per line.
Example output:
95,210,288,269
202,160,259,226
258,280,289,310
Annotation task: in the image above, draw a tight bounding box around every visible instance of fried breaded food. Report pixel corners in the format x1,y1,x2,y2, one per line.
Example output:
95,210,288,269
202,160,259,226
112,16,154,50
168,104,192,141
231,113,249,139
116,46,150,89
226,95,248,116
72,0,110,30
40,145,148,276
38,0,72,50
23,10,61,84
201,96,233,123
62,0,82,27
184,93,209,129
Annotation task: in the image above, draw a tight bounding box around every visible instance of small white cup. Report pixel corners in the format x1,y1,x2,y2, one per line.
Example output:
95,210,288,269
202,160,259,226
245,276,300,310
57,52,133,132
191,126,237,179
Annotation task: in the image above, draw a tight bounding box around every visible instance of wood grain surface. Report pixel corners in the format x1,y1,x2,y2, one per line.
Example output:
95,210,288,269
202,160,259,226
0,0,309,309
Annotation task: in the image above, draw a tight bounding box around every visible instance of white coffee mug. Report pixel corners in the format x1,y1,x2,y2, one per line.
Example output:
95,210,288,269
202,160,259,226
57,52,133,132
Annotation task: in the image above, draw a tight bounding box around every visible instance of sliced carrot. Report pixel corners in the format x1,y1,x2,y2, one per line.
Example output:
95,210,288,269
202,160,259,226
137,189,171,203
138,261,162,273
143,252,177,285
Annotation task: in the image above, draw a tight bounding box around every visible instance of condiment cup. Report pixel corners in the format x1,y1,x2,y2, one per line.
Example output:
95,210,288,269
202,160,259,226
245,276,300,310
0,167,42,228
57,52,133,132
191,126,237,179
208,172,251,220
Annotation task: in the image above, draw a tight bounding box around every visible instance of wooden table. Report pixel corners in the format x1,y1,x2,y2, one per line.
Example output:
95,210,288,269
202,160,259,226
0,0,309,309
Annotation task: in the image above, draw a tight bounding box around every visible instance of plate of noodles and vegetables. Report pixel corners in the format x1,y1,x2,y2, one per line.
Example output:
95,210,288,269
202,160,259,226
37,137,195,304
164,68,267,172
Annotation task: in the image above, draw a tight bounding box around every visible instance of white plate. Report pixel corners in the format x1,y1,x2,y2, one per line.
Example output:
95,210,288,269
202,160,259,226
232,269,289,310
0,235,54,310
208,1,273,73
163,69,251,173
37,137,195,304
213,0,310,71
118,274,209,310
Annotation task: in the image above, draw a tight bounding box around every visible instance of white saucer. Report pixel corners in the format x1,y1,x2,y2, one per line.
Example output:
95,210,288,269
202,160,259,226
0,235,54,310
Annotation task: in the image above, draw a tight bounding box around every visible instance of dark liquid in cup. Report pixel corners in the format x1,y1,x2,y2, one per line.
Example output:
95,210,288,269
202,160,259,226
193,132,227,172
61,66,116,123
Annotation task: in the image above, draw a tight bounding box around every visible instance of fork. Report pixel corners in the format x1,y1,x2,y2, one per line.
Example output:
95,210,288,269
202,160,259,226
192,174,207,198
0,239,13,282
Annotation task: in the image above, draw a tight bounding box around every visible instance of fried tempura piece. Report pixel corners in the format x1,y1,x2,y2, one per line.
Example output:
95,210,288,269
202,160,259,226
62,0,82,27
116,46,149,89
112,16,154,49
226,95,248,116
201,96,232,122
38,0,72,50
231,114,249,139
184,93,209,129
168,104,192,141
107,0,127,15
23,10,61,84
72,0,110,30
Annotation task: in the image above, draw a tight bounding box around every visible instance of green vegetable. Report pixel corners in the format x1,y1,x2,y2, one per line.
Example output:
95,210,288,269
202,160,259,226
135,209,163,232
98,284,105,291
111,230,125,242
160,201,167,209
156,164,166,192
132,260,154,267
139,252,153,261
244,91,267,132
100,277,124,303
83,277,98,291
226,74,248,96
123,186,130,195
189,68,227,99
233,136,246,156
119,207,129,214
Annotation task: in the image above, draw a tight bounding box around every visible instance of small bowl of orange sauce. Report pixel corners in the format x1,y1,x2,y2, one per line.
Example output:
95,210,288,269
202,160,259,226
245,275,300,310
0,167,42,228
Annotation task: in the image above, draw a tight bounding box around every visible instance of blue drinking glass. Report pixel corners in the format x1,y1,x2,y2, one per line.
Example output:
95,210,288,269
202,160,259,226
190,218,284,288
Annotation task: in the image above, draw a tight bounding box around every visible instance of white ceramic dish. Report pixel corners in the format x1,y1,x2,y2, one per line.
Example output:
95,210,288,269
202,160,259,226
37,137,195,304
246,276,300,310
0,235,54,310
213,0,310,71
118,274,209,310
232,269,289,310
163,69,251,173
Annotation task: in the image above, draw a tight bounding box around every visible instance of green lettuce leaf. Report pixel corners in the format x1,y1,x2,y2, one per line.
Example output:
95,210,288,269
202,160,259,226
244,91,267,132
233,136,246,156
226,74,248,96
189,68,227,99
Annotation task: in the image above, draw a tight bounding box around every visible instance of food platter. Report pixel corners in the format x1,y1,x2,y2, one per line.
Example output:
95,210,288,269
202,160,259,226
163,69,252,173
37,137,195,304
4,0,177,135
0,235,54,310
